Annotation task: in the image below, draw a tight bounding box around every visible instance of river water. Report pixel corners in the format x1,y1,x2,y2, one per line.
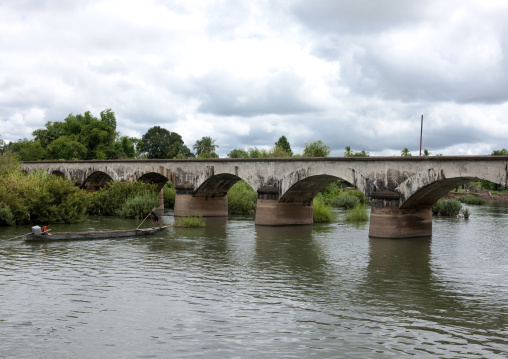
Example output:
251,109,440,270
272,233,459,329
1,204,507,358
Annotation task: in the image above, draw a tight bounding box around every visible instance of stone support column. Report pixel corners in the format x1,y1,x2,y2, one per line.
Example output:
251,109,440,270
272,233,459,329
368,191,432,238
174,187,228,217
255,186,313,225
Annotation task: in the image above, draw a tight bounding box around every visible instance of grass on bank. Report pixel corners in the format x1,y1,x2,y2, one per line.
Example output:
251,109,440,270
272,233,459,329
174,215,206,228
458,195,486,205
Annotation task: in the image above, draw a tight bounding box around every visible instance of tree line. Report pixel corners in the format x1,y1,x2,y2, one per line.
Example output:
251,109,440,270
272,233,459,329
1,109,508,161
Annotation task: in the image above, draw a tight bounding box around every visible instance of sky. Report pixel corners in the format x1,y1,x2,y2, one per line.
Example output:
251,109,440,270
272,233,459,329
1,0,508,157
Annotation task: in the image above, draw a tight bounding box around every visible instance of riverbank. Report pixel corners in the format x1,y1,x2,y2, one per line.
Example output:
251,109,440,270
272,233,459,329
443,190,508,202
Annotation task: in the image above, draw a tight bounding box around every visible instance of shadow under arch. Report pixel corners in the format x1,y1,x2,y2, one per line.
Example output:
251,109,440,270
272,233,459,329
137,172,170,191
194,173,242,197
400,176,478,209
81,171,114,191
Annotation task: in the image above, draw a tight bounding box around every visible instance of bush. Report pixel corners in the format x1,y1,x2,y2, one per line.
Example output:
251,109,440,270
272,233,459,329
87,181,158,216
432,199,462,216
462,207,471,219
331,193,360,209
116,191,159,218
345,204,369,222
163,182,176,208
228,180,257,215
0,170,89,225
0,203,15,226
174,215,205,228
319,180,343,203
313,197,333,223
458,195,486,205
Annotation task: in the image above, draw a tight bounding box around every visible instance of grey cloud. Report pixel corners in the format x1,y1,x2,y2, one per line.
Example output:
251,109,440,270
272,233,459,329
195,70,318,117
291,0,429,35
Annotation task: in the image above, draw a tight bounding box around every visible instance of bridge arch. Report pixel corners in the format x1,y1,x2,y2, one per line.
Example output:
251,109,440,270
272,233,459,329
278,167,377,202
136,172,170,191
400,175,478,209
82,171,115,190
194,173,242,198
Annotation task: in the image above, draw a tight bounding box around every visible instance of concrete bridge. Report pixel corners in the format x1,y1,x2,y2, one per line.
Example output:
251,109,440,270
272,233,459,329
21,156,508,238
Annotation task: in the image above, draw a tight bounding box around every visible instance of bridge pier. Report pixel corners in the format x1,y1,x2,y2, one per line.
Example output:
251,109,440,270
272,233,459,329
368,194,432,238
174,189,228,217
254,187,313,225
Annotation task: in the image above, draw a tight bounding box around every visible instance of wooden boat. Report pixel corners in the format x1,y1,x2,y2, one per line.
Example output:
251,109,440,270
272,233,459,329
22,226,169,241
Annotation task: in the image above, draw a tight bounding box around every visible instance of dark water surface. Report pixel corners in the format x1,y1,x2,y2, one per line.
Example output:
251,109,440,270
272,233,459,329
1,204,507,358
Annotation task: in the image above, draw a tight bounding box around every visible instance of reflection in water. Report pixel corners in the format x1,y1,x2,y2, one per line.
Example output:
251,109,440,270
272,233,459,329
1,205,508,358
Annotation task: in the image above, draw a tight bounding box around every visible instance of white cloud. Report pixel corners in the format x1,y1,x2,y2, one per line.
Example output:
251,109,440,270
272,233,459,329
1,0,507,157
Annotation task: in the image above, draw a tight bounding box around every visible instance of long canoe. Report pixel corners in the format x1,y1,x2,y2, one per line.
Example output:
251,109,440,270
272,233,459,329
22,226,169,241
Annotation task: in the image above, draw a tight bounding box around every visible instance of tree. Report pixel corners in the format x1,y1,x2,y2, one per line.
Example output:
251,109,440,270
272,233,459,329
303,140,331,157
248,147,263,158
344,146,353,157
138,126,190,159
491,148,508,155
47,136,88,160
193,136,219,158
423,149,430,156
275,136,293,157
5,139,47,161
401,148,412,157
227,148,249,158
352,150,369,157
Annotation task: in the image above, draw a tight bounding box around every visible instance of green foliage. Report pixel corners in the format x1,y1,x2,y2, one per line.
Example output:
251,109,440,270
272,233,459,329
163,182,176,208
313,196,333,223
174,215,205,228
275,136,293,157
344,146,369,157
461,207,471,219
193,136,219,158
88,181,158,216
0,170,89,225
345,204,369,222
458,196,486,205
432,199,462,216
137,126,191,159
0,152,21,175
331,193,360,209
5,139,47,161
491,148,508,155
423,149,431,156
0,203,15,226
227,148,249,158
319,180,344,203
401,148,412,156
228,180,257,215
47,136,88,160
303,140,331,157
8,109,139,161
248,147,263,158
116,191,159,218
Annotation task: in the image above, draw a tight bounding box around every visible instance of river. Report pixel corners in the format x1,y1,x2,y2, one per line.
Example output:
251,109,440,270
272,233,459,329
1,203,507,358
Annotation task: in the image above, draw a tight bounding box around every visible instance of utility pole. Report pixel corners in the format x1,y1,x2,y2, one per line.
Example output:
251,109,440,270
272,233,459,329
419,115,423,156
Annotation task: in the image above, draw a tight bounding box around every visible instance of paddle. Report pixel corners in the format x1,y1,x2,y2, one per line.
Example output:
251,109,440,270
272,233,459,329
136,211,152,230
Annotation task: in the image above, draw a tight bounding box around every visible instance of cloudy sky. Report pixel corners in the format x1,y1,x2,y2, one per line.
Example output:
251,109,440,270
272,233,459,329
1,0,507,157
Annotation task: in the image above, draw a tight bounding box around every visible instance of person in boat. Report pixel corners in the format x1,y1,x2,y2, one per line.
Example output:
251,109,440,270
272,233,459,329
41,224,52,235
151,208,160,228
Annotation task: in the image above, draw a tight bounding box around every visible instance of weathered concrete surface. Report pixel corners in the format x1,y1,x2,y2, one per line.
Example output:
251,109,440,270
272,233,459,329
22,156,508,237
255,199,313,225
